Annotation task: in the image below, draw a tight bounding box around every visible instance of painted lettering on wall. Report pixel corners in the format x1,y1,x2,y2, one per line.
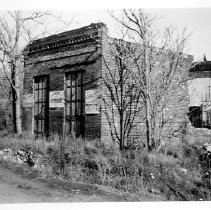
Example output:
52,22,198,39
50,91,64,108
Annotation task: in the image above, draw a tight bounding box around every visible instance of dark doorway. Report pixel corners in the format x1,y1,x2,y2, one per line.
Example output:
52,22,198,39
34,75,50,138
189,106,202,128
65,71,85,138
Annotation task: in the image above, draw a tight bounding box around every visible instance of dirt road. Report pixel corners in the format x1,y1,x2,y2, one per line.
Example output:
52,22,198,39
0,163,84,203
0,162,158,203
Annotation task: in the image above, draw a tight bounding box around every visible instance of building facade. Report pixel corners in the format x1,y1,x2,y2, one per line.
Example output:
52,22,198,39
22,23,193,144
23,23,108,139
188,61,211,128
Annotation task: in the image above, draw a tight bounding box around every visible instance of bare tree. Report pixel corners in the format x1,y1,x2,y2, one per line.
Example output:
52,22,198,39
0,11,49,135
108,9,192,151
0,11,73,136
102,37,143,150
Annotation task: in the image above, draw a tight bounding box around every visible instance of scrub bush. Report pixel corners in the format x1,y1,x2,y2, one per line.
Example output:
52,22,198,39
1,132,211,200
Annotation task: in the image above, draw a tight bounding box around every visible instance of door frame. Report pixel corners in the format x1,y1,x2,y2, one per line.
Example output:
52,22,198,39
32,74,50,138
64,70,85,138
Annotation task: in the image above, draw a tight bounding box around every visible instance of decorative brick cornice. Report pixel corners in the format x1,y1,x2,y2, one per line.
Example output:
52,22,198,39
27,34,96,55
25,23,107,56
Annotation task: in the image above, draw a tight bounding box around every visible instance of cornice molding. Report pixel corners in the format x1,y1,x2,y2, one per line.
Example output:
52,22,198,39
25,23,106,56
27,33,98,55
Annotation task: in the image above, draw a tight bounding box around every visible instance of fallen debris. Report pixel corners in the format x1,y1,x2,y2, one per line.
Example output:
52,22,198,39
14,150,35,167
0,148,35,167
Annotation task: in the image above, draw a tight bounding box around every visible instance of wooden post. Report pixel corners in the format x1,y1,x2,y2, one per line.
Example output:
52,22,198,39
201,103,203,128
61,73,67,175
32,78,35,137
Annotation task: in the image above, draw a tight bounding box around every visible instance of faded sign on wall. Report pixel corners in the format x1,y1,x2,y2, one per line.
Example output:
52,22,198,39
85,89,100,114
23,90,100,112
50,91,64,108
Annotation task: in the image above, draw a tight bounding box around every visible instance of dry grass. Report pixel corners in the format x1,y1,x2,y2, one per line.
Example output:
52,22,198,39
0,131,211,200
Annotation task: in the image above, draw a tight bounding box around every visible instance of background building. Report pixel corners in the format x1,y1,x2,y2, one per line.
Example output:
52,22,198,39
188,61,211,128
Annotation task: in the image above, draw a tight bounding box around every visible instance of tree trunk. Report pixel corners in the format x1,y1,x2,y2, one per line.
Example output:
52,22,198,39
15,66,23,136
145,46,154,151
150,114,156,149
145,99,152,151
119,58,124,150
11,67,17,133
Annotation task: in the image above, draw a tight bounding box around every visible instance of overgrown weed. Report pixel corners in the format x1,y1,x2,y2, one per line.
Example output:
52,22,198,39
0,131,211,200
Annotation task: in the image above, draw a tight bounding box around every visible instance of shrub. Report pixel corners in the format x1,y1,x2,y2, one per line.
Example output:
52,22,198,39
1,131,211,200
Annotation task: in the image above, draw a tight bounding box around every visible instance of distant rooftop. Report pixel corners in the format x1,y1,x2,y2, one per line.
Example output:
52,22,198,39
190,61,211,72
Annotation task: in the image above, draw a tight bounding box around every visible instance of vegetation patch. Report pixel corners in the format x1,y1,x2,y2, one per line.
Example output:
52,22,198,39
0,132,211,201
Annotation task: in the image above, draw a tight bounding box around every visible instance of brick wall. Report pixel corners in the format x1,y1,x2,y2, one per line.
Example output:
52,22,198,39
23,23,106,138
23,22,193,147
100,34,194,146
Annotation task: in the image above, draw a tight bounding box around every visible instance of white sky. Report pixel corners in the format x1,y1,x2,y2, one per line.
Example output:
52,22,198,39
54,8,211,61
1,0,211,62
0,0,211,61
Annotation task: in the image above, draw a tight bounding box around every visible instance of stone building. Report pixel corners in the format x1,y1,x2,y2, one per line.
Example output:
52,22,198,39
188,61,211,128
22,22,193,144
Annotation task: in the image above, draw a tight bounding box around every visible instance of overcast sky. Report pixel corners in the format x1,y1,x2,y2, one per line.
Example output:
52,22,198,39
53,8,211,62
1,0,211,61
